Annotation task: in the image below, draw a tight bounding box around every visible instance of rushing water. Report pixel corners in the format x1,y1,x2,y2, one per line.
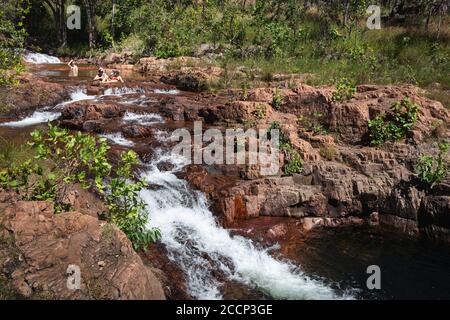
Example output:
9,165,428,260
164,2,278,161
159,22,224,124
0,110,61,128
23,52,61,64
140,150,350,300
123,111,165,125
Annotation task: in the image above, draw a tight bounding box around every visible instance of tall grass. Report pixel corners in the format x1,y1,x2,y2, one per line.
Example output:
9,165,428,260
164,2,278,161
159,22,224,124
0,138,34,170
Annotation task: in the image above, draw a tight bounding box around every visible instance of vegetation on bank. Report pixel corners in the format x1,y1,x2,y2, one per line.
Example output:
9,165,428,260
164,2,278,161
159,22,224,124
0,125,160,251
0,1,28,86
268,121,303,176
0,1,445,93
416,141,449,186
368,98,421,146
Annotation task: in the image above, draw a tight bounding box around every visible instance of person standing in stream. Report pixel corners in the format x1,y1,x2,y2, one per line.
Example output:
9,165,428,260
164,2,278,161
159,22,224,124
68,60,79,77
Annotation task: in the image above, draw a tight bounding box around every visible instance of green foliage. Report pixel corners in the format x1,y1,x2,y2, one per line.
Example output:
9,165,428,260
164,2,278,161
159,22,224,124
0,125,160,250
283,144,303,176
299,111,328,135
0,138,34,169
415,141,449,186
267,121,303,175
272,88,283,110
331,78,357,102
253,103,267,119
106,150,160,251
0,0,28,86
368,98,421,146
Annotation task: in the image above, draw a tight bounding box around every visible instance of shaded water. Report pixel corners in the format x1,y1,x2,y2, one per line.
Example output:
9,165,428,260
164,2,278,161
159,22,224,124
287,226,450,300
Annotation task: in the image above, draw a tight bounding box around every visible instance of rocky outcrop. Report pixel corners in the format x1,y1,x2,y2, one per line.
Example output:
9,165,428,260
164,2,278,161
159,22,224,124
0,197,165,300
183,82,450,242
59,101,125,133
134,56,200,75
200,101,274,124
0,73,67,116
161,68,221,92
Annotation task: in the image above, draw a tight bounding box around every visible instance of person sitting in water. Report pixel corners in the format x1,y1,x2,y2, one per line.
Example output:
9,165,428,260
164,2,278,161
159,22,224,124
67,59,78,77
102,70,124,83
93,67,107,81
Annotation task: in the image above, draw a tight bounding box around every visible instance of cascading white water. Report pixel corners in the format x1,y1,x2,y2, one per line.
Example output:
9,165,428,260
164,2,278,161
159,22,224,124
0,110,61,128
154,89,180,95
0,88,99,128
103,87,145,96
100,132,135,147
123,111,164,125
23,52,61,64
140,150,352,300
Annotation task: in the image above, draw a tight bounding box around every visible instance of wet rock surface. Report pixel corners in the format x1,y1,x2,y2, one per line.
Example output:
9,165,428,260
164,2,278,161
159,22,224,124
0,73,68,116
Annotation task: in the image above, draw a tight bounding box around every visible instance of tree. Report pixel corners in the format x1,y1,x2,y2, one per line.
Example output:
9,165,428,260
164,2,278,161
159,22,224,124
83,0,98,48
43,0,67,47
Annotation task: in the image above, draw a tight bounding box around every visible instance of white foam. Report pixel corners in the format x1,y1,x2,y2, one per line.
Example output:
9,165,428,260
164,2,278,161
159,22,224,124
100,133,135,147
54,89,96,109
154,89,180,95
140,150,352,300
23,52,61,64
0,110,61,127
69,89,96,102
123,111,164,125
103,87,145,96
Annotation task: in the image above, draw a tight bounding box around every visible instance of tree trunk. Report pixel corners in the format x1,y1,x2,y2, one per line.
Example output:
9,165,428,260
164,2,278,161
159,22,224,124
343,0,350,27
58,0,67,48
111,0,116,47
83,0,97,48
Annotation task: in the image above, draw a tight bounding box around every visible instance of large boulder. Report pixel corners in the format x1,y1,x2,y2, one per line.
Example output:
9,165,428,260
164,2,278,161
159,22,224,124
0,199,165,300
161,70,210,92
0,73,68,116
200,101,273,124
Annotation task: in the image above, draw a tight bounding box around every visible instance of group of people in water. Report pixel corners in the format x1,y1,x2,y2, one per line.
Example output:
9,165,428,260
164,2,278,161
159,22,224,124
68,60,124,83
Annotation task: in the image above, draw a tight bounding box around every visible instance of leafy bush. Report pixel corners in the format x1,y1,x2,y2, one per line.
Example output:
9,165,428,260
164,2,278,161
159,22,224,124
0,125,160,250
415,141,449,186
106,150,161,250
0,3,27,86
331,78,357,102
299,111,328,135
368,98,421,146
253,103,267,119
272,88,283,110
283,144,303,176
267,121,303,176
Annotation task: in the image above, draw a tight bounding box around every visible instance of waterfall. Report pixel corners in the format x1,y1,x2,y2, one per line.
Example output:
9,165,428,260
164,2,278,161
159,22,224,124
23,52,61,64
140,150,352,300
0,110,61,128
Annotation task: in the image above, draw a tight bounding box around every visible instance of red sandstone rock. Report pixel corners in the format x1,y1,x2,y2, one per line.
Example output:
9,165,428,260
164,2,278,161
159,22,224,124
0,199,165,300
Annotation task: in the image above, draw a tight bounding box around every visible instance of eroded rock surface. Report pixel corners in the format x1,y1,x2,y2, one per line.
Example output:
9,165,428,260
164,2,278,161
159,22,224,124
0,197,165,300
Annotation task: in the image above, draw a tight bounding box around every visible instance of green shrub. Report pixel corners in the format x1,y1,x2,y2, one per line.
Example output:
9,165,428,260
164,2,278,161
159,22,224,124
0,2,27,86
267,121,303,175
272,88,283,110
106,150,161,251
368,98,421,146
253,103,267,119
319,143,337,161
415,141,449,186
299,111,328,135
283,144,303,176
0,125,160,250
331,78,357,102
